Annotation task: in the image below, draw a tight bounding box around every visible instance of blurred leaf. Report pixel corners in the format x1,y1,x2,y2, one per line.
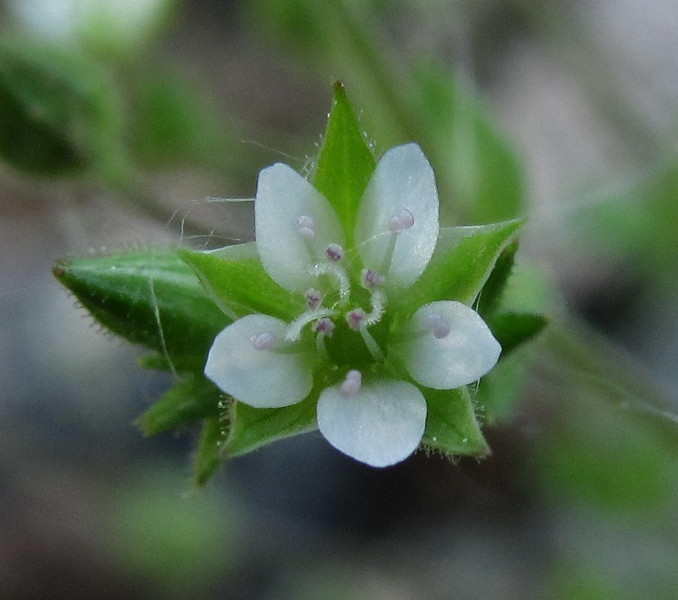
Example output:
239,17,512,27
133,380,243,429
136,374,222,435
538,398,677,513
193,417,227,487
421,386,489,457
54,249,230,372
397,220,522,315
313,81,376,248
129,66,238,170
178,245,303,321
226,395,317,457
0,40,126,178
574,161,678,286
414,62,525,224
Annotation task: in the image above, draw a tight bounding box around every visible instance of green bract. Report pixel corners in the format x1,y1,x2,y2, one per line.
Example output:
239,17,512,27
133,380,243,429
55,83,544,482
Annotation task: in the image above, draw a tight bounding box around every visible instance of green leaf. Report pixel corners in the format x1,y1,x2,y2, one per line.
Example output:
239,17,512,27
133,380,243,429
226,395,317,457
178,245,303,321
414,62,524,224
396,220,522,315
193,417,227,487
136,374,222,435
489,312,548,357
420,386,489,456
313,81,376,248
0,40,126,179
53,249,230,372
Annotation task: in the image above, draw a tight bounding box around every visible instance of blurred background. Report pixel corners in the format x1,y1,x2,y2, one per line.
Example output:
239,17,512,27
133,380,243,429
2,0,678,598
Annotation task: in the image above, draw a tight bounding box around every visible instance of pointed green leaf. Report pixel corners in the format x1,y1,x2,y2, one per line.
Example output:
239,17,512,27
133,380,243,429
396,220,522,315
226,395,317,457
420,386,489,456
136,374,222,435
313,81,376,248
193,417,227,487
178,245,303,322
54,249,230,372
489,312,548,357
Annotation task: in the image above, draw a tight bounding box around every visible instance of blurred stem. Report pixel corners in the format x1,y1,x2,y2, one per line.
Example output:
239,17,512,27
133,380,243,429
534,319,678,443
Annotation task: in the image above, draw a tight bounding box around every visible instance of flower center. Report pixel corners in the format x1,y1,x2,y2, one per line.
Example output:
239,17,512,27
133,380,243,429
286,213,396,365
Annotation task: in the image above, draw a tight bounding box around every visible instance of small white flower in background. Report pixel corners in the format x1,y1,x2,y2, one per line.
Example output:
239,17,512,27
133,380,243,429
205,143,501,467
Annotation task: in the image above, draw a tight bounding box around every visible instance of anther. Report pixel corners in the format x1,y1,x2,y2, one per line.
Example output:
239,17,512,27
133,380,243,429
340,370,362,399
249,331,276,350
424,313,451,339
314,317,335,337
325,243,344,262
297,215,315,239
305,289,323,310
346,309,365,330
361,269,385,289
388,208,414,234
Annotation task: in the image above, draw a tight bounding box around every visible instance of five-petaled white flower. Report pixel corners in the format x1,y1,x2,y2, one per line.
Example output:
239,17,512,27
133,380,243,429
204,143,501,467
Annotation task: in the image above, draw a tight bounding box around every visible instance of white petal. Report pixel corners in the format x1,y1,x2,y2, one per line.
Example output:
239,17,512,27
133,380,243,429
355,143,439,289
204,314,312,408
317,378,427,467
400,301,501,389
255,163,344,292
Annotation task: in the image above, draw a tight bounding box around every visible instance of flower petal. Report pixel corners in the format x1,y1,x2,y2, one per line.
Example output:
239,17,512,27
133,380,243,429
317,378,427,467
204,314,312,408
255,163,345,292
355,143,439,289
400,301,501,389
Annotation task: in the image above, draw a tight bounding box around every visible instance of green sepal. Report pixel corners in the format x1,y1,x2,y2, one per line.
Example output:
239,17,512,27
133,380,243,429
396,220,522,315
226,395,318,457
313,81,376,249
0,40,126,179
489,312,548,358
136,374,222,435
192,417,227,488
53,249,230,372
477,240,519,316
420,386,490,457
178,244,303,322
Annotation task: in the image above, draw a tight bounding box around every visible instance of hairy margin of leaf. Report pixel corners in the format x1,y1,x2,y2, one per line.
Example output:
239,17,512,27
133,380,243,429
136,374,222,435
420,386,490,457
53,249,230,372
226,395,317,458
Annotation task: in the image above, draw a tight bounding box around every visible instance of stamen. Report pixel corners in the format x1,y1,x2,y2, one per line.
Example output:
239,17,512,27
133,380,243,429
346,309,365,330
314,317,335,337
305,288,323,310
325,243,344,262
340,370,362,399
310,263,351,302
297,215,315,239
285,307,337,342
249,331,276,351
388,208,414,234
361,269,385,289
424,313,451,339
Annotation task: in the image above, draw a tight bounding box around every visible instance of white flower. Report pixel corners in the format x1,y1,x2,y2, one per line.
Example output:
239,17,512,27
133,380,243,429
205,143,501,467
